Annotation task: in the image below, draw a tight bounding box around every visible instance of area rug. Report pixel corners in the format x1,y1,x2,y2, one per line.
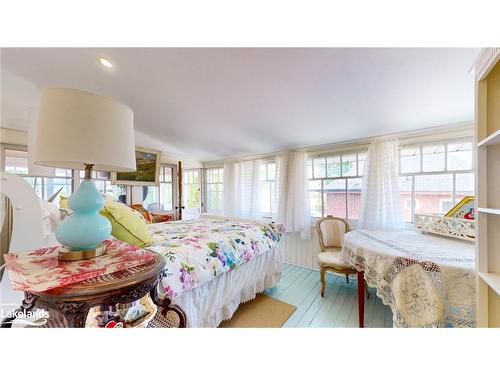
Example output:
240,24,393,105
218,294,296,328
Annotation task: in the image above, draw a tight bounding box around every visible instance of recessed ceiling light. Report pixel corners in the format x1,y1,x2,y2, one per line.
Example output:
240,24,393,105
99,58,113,68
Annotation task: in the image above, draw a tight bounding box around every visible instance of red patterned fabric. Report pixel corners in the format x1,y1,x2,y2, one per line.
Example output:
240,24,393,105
4,239,155,292
130,204,153,223
151,213,174,223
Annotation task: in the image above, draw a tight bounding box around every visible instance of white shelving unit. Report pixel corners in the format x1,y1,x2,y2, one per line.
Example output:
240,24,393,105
477,207,500,215
479,272,500,295
477,129,500,147
473,48,500,327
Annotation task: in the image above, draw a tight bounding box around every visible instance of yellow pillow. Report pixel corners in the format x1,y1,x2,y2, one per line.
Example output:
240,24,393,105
100,201,153,247
59,196,69,209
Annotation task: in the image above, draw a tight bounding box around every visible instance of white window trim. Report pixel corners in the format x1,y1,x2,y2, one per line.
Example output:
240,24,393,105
204,166,224,214
308,150,366,222
399,138,474,223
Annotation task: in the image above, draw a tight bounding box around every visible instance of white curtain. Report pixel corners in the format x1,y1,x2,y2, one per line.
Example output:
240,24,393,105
276,151,310,239
223,159,262,219
358,140,403,230
222,161,237,217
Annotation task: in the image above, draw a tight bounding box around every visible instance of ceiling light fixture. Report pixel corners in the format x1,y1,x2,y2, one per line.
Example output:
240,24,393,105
99,58,113,68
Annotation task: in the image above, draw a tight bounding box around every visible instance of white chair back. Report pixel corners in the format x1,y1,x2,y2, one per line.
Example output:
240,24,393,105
316,216,350,249
1,172,46,311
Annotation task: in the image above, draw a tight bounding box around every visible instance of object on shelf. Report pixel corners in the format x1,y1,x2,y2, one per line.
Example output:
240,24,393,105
445,196,475,220
414,214,475,241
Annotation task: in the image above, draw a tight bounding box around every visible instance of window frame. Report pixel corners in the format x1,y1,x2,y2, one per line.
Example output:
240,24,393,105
204,166,224,214
307,150,367,221
260,159,276,219
143,164,176,213
2,145,75,201
398,138,474,223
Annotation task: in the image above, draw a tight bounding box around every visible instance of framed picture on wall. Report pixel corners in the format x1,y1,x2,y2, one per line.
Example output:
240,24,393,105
111,147,161,186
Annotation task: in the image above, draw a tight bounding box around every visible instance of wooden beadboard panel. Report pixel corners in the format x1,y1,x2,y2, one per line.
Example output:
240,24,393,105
282,230,321,270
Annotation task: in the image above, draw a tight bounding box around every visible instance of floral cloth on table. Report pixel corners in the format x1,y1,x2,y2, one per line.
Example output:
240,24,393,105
342,230,476,328
145,217,285,299
4,239,156,293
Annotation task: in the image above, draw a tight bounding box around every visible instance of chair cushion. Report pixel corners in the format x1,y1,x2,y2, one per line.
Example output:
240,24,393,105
318,251,352,269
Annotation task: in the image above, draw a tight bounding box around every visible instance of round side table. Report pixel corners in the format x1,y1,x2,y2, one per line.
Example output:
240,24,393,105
1,251,186,328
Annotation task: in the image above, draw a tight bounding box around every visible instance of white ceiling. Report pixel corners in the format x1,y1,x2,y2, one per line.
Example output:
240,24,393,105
1,48,479,161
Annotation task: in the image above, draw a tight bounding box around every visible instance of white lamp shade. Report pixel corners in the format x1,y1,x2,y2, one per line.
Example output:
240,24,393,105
35,87,136,172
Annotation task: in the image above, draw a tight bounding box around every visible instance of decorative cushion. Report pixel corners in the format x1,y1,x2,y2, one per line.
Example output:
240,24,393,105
150,212,174,223
317,250,352,270
100,202,153,247
130,204,153,224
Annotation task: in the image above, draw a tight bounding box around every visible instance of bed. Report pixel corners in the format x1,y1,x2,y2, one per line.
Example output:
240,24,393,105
0,172,285,328
145,215,285,327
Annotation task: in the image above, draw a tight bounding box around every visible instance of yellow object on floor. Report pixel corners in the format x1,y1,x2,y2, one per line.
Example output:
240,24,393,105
218,294,296,328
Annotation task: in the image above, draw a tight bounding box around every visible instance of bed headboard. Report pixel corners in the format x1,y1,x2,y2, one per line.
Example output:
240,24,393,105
0,171,45,253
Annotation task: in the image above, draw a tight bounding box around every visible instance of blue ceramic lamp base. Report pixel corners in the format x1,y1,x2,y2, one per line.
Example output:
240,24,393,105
56,166,112,260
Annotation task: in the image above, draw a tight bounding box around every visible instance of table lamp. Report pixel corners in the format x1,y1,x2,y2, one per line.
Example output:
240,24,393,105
35,87,136,260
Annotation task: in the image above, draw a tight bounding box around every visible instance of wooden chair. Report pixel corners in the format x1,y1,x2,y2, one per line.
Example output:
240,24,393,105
316,216,369,299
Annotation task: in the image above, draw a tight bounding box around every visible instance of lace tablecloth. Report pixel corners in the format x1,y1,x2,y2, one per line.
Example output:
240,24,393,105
342,230,475,328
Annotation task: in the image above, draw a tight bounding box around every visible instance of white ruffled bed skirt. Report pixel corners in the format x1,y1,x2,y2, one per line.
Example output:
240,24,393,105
172,244,283,328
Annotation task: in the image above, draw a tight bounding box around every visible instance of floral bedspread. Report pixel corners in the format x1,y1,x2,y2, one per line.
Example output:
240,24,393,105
145,216,285,299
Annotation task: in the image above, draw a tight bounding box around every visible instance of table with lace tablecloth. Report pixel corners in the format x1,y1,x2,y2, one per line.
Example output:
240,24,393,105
342,230,475,328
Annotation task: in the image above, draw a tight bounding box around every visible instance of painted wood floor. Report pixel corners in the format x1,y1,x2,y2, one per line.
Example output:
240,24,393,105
264,263,394,328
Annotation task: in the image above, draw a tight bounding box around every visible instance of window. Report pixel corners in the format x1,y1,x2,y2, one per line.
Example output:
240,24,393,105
206,167,224,213
183,169,200,210
307,151,366,220
399,140,474,222
4,148,73,201
79,170,126,202
143,165,175,212
260,161,276,218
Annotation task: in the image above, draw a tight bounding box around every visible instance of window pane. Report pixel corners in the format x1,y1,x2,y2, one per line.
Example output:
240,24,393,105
313,157,326,179
260,164,267,181
341,154,357,177
415,174,453,215
399,176,413,222
44,178,72,201
455,173,475,202
55,168,72,177
267,162,276,180
160,182,173,211
324,179,347,218
447,142,472,170
106,183,127,203
307,158,313,179
142,186,159,211
5,149,29,174
326,156,341,178
400,146,421,174
347,178,362,220
308,180,322,217
358,153,366,176
183,170,200,209
94,180,106,194
422,144,445,172
161,167,173,183
218,168,224,183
